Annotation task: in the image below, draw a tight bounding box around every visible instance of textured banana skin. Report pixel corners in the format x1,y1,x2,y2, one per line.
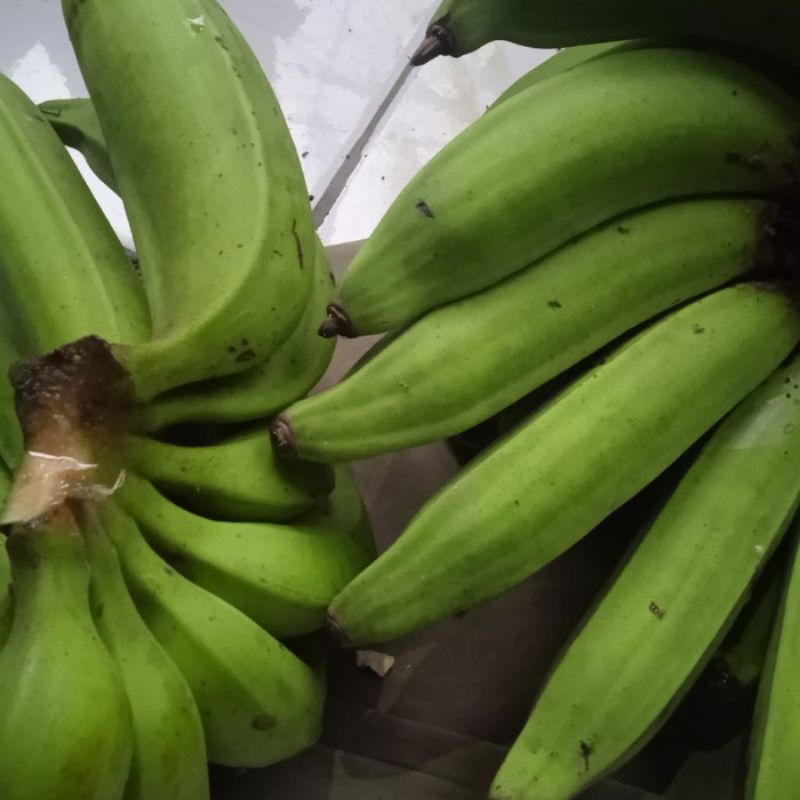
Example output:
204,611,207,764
328,47,800,336
123,430,333,522
328,284,800,646
134,239,336,430
490,354,800,800
0,516,132,800
277,197,773,462
417,0,800,65
100,499,324,766
83,508,210,800
38,97,118,192
746,525,800,798
116,473,373,638
0,75,149,354
62,0,315,400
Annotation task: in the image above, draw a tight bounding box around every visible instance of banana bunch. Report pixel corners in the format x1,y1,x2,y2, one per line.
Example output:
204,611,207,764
0,0,376,797
265,34,800,800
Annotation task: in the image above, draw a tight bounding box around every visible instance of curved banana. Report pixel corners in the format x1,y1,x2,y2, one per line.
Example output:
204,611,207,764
0,75,149,355
38,97,118,193
122,429,333,522
322,47,800,337
116,472,373,638
274,197,783,462
490,352,800,800
746,526,800,798
81,505,210,800
412,0,800,65
62,0,314,400
133,239,336,430
0,510,132,800
328,283,800,646
100,498,324,767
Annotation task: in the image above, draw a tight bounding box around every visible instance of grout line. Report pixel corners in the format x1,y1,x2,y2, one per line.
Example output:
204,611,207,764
312,59,415,230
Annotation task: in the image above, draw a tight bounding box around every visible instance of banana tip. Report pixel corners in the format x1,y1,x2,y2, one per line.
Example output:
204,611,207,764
326,610,356,648
410,23,452,66
318,303,356,338
269,414,298,457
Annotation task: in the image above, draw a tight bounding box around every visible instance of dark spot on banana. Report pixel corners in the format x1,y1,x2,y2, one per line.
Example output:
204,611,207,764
251,715,275,731
617,225,631,234
235,349,256,363
415,199,435,218
547,299,562,309
649,601,665,619
291,218,305,269
579,740,592,771
272,249,284,257
693,324,705,334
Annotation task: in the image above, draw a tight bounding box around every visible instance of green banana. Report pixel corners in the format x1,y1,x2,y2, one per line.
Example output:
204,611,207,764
0,511,132,800
100,498,324,766
411,0,800,66
122,429,333,522
746,525,800,797
81,506,210,800
0,461,10,613
274,197,784,462
116,472,373,638
62,0,315,400
0,313,25,470
38,97,118,193
0,75,149,356
295,464,376,559
133,239,336,431
490,40,644,108
490,352,800,800
321,47,800,337
328,283,800,646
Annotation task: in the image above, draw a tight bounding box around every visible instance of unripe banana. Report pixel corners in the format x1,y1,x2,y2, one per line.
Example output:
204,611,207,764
38,97,117,193
490,352,800,800
134,239,336,430
328,283,800,646
489,40,644,108
412,0,800,66
0,75,149,355
0,314,25,470
746,527,800,798
62,0,315,400
81,506,210,800
323,47,800,337
116,472,373,638
99,499,324,766
122,429,333,522
0,510,132,800
275,197,786,462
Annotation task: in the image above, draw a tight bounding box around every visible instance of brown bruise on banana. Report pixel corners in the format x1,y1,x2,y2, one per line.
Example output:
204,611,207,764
2,336,133,525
